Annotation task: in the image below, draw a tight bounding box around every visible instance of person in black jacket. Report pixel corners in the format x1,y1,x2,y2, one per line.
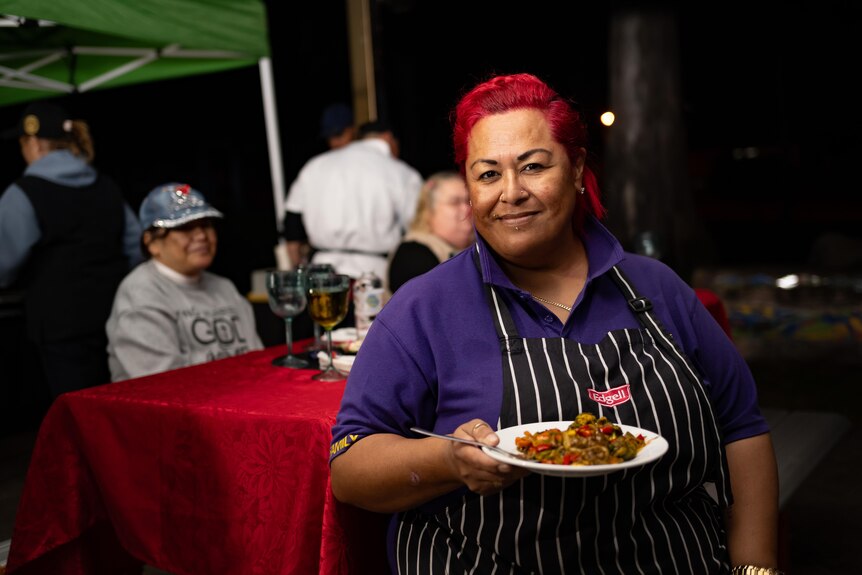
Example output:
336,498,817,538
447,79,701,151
0,101,142,397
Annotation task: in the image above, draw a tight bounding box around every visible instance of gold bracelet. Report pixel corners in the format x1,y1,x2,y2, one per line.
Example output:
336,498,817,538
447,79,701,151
731,566,785,575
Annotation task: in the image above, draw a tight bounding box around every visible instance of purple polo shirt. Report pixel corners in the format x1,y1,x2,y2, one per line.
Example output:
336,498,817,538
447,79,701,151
329,217,768,463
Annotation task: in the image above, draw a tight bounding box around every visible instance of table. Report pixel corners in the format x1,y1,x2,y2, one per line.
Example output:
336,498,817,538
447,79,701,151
6,345,390,575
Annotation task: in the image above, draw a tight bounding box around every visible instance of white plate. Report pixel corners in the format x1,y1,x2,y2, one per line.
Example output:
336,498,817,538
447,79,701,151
316,352,355,373
332,354,355,373
329,327,358,344
483,420,669,477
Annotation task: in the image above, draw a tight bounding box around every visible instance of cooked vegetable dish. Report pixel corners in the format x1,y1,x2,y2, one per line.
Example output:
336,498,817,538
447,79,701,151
514,412,647,466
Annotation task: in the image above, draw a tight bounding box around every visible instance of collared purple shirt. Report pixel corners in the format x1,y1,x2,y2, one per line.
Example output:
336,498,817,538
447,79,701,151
330,216,767,462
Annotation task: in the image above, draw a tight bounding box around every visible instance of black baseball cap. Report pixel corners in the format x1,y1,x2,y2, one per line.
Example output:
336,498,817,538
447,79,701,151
1,101,73,140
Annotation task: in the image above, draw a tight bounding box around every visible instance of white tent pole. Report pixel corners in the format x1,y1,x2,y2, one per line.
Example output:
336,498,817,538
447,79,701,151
258,56,285,234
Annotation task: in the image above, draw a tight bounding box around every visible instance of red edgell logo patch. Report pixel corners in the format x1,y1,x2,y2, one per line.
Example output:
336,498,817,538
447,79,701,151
587,384,631,407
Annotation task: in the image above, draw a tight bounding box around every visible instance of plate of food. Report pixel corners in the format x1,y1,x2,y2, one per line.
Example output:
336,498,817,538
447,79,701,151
482,414,668,477
329,327,363,354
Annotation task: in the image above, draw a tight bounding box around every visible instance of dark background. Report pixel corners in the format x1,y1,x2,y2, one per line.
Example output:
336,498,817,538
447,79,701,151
2,1,861,295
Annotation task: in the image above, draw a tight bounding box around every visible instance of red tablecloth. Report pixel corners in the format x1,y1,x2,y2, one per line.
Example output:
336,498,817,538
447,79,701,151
6,345,390,575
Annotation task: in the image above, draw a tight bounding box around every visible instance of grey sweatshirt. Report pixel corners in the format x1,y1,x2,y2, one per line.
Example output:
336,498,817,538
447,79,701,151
106,260,263,381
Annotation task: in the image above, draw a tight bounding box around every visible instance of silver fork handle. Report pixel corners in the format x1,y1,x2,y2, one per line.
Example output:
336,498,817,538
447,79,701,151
409,426,520,458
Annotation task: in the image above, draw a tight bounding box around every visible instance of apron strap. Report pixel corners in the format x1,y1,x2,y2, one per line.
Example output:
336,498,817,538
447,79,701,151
471,246,523,355
608,264,702,382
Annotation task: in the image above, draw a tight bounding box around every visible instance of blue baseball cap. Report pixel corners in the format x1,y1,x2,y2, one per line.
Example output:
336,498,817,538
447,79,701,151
139,183,224,230
319,103,353,139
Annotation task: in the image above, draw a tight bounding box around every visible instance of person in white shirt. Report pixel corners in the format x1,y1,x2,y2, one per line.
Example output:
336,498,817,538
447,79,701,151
283,120,423,284
106,183,263,381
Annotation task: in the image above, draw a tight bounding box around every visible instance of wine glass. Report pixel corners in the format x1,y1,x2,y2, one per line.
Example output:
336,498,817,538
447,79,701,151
307,273,352,381
266,269,310,368
296,262,336,353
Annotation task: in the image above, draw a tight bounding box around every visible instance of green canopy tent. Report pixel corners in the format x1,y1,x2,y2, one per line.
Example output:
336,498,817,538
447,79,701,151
0,0,288,230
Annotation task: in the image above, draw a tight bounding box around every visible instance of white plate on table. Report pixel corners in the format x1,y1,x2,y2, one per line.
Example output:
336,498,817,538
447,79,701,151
332,354,355,374
330,327,358,344
483,420,668,477
315,352,356,374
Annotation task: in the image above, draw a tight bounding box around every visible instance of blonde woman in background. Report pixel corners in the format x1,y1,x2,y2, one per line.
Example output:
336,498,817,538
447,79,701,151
388,171,474,292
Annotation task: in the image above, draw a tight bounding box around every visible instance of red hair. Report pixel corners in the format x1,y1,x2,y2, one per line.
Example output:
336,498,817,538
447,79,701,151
451,73,605,231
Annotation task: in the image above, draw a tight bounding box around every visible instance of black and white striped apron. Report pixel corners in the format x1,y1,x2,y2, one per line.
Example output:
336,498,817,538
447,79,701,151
395,265,732,574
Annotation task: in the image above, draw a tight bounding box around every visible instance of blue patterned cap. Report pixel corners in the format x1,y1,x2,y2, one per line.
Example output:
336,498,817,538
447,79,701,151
139,182,224,229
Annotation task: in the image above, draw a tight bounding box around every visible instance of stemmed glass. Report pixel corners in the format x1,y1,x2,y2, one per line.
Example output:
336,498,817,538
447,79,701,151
297,262,336,353
266,269,310,368
307,273,352,381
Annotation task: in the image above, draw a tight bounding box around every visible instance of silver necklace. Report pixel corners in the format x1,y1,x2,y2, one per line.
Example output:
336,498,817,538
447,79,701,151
531,294,572,313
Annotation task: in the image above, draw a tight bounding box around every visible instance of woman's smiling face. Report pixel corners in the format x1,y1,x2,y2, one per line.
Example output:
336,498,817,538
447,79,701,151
465,108,584,264
146,219,218,276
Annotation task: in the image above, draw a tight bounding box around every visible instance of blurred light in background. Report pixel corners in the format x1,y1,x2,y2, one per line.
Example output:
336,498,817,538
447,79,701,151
776,274,800,290
732,146,761,160
600,111,615,126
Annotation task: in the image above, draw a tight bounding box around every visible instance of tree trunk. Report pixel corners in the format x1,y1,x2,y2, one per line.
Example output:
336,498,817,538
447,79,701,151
603,6,710,281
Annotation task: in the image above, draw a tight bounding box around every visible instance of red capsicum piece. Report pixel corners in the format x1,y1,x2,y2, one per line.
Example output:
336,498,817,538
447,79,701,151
562,453,580,465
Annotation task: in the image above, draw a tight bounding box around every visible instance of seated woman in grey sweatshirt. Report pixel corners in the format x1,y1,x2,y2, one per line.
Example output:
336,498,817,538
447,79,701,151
106,183,263,381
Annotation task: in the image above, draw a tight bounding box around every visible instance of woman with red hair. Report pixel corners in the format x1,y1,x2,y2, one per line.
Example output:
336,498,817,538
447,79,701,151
330,73,780,575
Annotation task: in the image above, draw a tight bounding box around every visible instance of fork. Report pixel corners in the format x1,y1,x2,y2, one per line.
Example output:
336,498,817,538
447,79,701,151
410,427,523,459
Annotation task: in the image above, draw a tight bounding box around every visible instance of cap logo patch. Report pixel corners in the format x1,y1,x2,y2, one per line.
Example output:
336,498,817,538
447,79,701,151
170,184,205,211
23,115,40,136
173,184,192,205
